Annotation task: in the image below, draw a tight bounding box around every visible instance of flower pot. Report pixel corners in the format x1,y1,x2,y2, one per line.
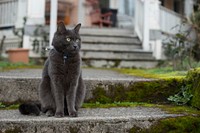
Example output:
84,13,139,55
6,48,29,63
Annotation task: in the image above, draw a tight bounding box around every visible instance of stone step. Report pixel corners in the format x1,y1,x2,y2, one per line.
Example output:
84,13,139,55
81,50,155,61
81,36,140,44
0,108,181,133
82,59,158,68
0,68,183,133
0,69,152,104
81,43,142,52
80,27,135,37
79,27,152,68
2,38,20,47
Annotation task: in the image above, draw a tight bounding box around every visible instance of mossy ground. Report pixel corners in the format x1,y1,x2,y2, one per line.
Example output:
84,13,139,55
149,116,200,133
3,127,22,133
113,67,200,109
115,67,187,79
0,61,42,71
185,68,200,109
0,103,20,110
83,102,200,115
129,116,200,133
1,102,200,116
88,78,184,104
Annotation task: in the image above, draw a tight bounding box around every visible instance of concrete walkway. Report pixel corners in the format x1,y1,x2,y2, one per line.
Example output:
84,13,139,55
0,107,181,133
0,68,148,80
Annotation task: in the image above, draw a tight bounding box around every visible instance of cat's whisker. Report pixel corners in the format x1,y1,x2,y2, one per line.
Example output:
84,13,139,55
45,47,52,51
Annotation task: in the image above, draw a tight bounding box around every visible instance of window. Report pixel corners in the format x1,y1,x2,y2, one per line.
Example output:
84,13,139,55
0,0,18,27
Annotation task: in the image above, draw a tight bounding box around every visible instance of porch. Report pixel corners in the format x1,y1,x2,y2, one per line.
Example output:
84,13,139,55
0,0,192,68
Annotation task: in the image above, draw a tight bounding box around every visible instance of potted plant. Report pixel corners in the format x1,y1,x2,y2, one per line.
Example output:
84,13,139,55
6,17,29,63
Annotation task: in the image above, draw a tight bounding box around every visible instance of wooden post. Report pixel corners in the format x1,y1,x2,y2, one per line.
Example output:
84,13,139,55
143,0,150,51
78,0,85,25
49,0,58,46
15,0,27,28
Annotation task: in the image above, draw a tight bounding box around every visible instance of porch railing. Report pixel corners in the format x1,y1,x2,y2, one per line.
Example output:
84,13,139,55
135,0,150,51
0,0,18,27
134,0,144,41
134,0,185,59
160,6,183,34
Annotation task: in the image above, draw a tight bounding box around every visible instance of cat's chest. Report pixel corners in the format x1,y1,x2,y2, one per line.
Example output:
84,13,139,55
63,63,79,75
63,64,70,75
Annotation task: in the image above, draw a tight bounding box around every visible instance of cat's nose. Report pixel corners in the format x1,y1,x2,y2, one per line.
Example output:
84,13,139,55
74,46,77,49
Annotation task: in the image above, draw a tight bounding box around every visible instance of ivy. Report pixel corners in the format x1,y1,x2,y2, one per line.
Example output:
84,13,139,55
168,86,193,105
0,102,6,108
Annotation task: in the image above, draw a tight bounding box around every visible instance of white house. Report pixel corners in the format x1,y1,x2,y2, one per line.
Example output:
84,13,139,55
0,0,195,67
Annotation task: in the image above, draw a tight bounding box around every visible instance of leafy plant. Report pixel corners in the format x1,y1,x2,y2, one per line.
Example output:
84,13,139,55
0,35,6,60
164,6,200,70
0,102,6,108
32,25,49,58
168,86,193,105
12,17,27,48
190,8,200,61
163,22,195,70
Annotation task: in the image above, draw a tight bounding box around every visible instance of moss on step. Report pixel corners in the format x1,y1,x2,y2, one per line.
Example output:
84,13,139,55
3,127,22,133
114,67,200,109
0,61,42,72
159,105,200,115
185,68,200,109
88,78,183,104
2,102,200,116
147,116,200,133
129,116,200,133
115,67,187,79
82,102,155,108
82,102,200,116
0,102,19,110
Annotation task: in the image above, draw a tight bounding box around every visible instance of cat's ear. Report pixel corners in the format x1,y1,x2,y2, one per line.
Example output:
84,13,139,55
57,21,66,34
74,23,81,34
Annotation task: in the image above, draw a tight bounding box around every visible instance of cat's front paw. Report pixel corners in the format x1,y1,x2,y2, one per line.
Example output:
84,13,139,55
46,110,54,117
55,112,64,118
69,111,78,117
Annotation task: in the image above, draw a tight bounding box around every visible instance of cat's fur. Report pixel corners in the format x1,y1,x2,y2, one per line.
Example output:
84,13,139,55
19,22,86,118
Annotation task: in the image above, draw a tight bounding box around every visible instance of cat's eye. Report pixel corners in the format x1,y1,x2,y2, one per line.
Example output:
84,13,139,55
66,37,71,42
76,39,80,42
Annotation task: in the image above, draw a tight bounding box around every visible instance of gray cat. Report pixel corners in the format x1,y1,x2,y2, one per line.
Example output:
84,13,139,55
19,22,86,118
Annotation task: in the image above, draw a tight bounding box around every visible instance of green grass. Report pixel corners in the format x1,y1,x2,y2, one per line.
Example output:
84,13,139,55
146,116,200,133
0,102,6,108
82,102,200,115
115,67,187,79
0,61,42,71
0,102,19,110
1,102,199,116
82,102,155,108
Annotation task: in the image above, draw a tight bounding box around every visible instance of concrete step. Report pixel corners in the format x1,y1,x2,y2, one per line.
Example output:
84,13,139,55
79,27,152,68
80,27,135,37
82,59,158,68
0,108,181,133
2,38,20,48
81,43,142,51
0,69,152,104
81,36,140,44
81,50,155,61
0,68,183,132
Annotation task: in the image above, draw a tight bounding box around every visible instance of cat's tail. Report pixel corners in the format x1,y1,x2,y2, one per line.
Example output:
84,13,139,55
19,103,41,116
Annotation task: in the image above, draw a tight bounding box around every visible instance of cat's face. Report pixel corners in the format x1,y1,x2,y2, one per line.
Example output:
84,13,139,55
52,22,81,54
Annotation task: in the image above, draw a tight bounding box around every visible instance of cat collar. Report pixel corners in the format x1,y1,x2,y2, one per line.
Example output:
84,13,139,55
63,52,68,64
